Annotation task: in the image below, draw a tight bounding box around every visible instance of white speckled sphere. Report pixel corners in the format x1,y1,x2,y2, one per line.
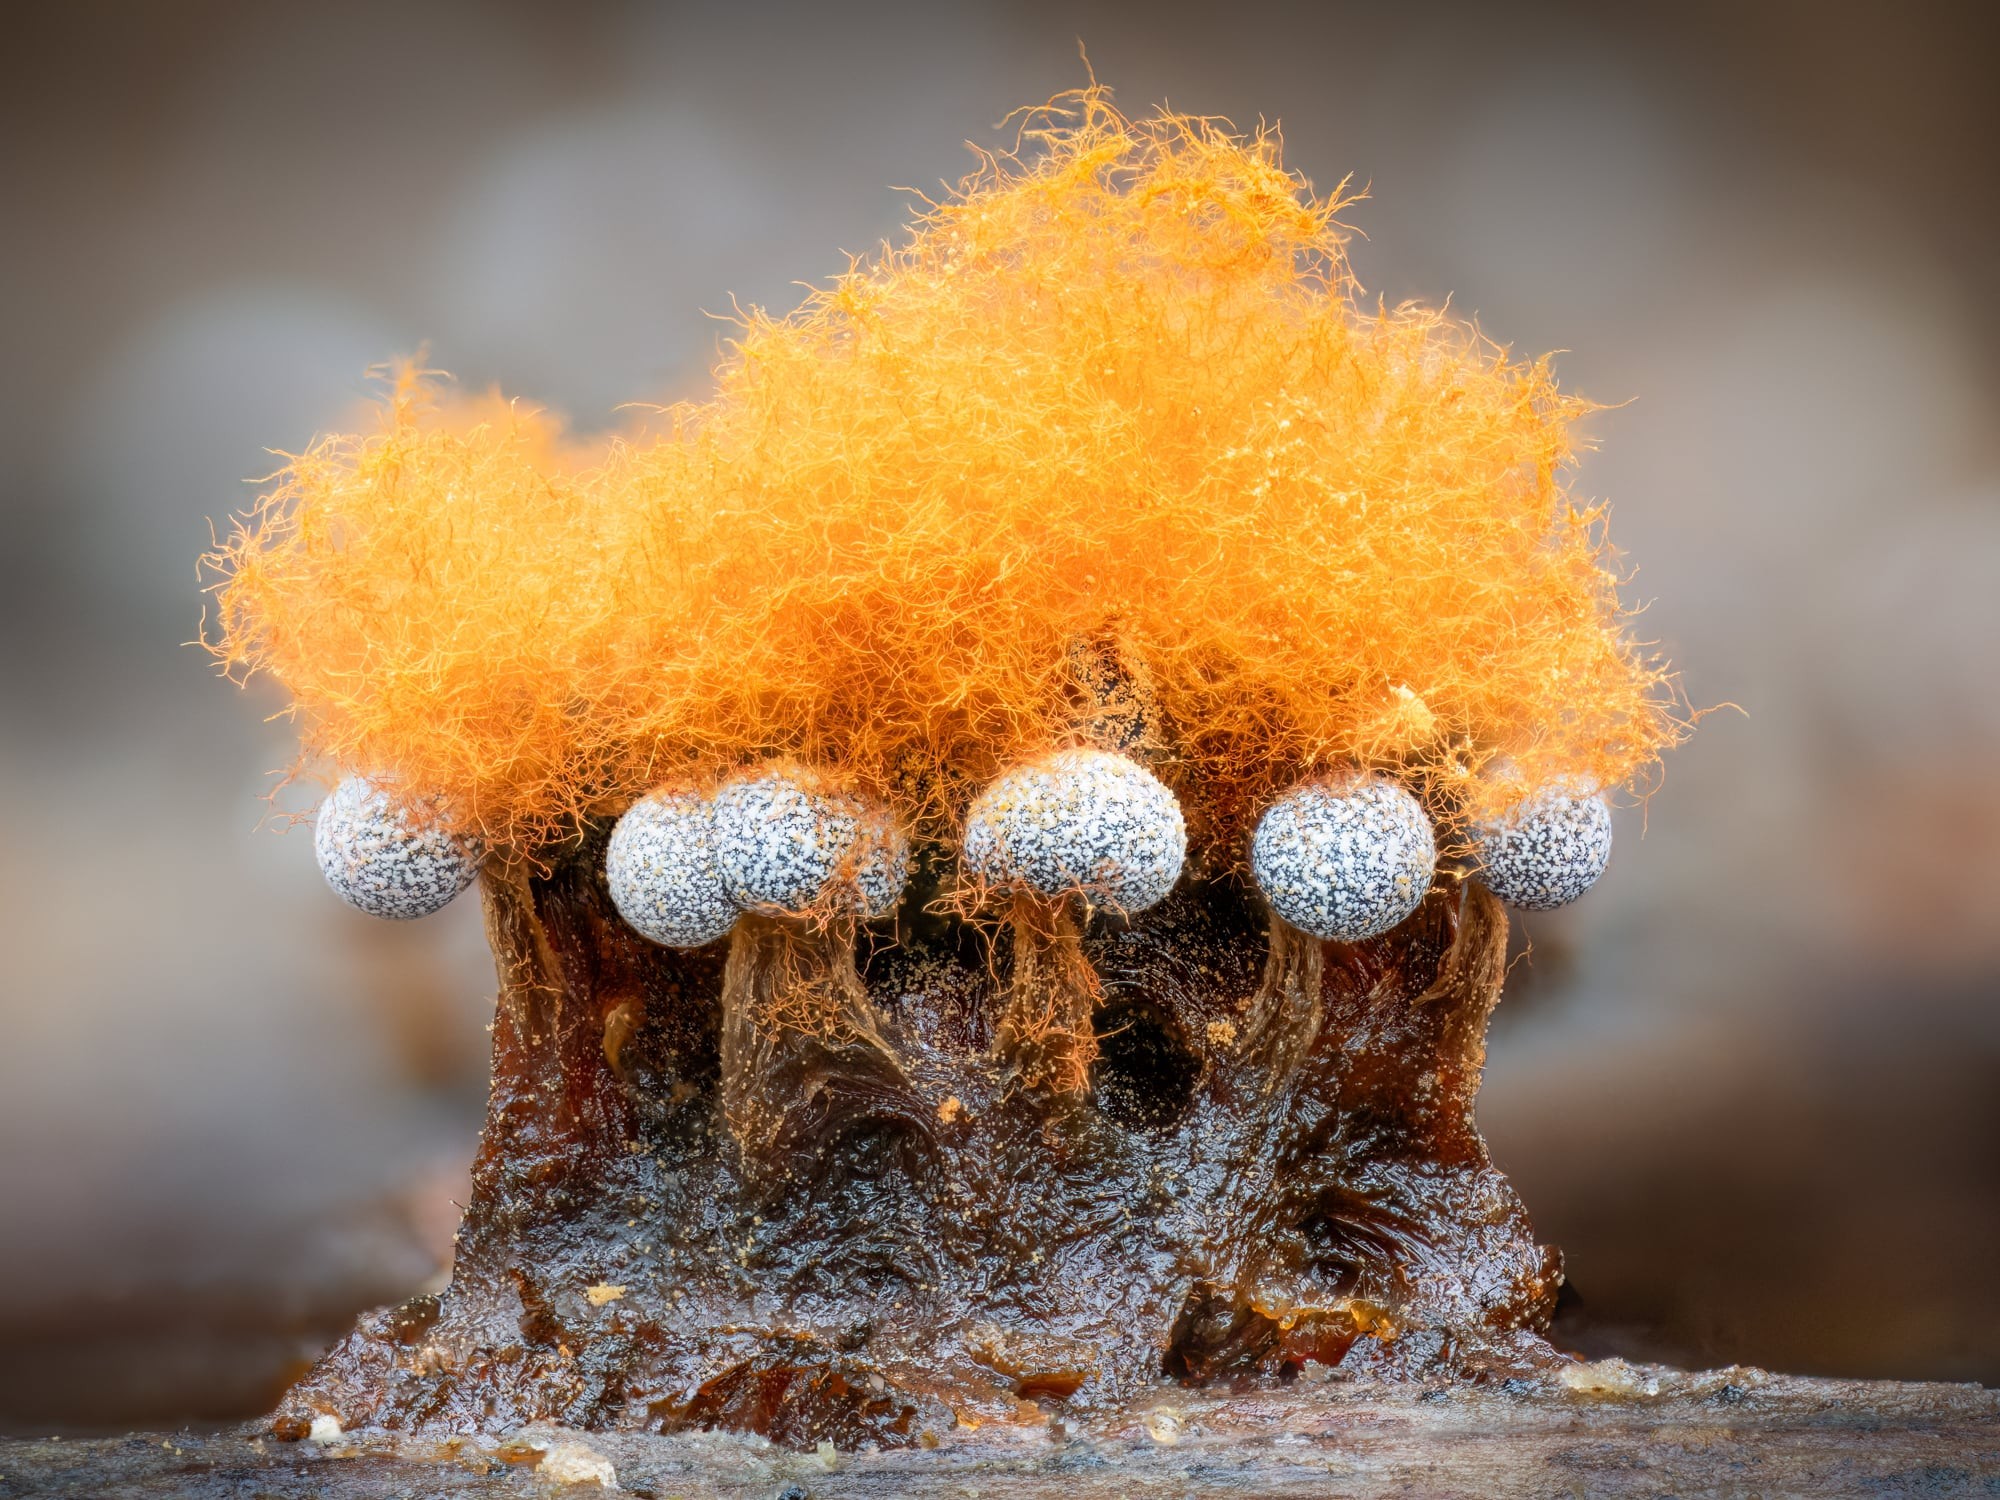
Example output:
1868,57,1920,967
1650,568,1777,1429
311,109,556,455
1473,786,1612,911
1250,778,1436,942
606,790,739,948
850,812,913,921
962,749,1186,912
710,769,910,918
314,776,480,920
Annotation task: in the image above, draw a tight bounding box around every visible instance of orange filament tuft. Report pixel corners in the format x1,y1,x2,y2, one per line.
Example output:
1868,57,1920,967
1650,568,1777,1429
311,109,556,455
205,92,1685,857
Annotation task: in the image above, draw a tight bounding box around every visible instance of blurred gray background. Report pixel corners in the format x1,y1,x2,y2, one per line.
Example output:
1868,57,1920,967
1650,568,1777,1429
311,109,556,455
2,0,1995,1432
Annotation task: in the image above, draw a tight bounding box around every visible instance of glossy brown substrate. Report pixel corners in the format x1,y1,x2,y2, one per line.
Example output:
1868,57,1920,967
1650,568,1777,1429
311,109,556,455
276,828,1564,1448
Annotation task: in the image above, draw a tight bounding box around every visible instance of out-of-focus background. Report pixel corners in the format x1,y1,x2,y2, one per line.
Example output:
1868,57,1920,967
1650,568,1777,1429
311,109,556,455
2,0,1995,1433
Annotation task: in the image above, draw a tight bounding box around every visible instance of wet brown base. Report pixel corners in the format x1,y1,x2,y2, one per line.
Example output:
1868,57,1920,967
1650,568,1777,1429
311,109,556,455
7,1369,1997,1497
274,822,1571,1446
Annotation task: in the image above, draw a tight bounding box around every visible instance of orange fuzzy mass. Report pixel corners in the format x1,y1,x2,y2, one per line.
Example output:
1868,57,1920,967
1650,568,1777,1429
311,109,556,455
206,94,1684,857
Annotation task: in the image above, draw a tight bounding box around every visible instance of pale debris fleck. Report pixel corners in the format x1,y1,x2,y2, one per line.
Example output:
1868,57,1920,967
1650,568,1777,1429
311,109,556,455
584,1283,627,1307
1561,1357,1661,1398
307,1414,343,1445
540,1436,619,1488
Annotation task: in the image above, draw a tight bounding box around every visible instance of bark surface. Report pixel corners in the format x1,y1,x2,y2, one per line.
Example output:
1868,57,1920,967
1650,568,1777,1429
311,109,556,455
10,1372,1998,1497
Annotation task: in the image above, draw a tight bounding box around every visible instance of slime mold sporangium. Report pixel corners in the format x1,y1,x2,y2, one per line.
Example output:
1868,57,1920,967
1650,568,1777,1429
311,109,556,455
205,91,1689,1449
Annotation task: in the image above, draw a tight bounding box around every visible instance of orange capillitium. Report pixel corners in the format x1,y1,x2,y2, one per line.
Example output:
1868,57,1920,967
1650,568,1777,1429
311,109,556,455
206,92,1683,856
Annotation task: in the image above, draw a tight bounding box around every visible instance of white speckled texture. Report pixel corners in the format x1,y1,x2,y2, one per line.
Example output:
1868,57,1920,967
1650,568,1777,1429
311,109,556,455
1473,786,1613,910
850,810,913,921
606,790,740,948
710,769,909,918
1250,778,1436,942
313,775,479,920
962,749,1186,912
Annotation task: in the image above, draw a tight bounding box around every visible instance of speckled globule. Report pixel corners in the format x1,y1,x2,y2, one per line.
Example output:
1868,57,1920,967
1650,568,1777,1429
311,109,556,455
313,776,479,920
606,790,739,948
847,808,913,921
1473,787,1613,911
1250,778,1437,942
962,749,1186,912
709,768,909,919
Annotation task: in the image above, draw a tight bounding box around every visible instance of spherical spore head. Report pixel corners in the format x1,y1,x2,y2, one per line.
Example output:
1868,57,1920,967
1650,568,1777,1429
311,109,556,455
313,775,479,920
1473,785,1612,911
710,768,909,919
606,789,739,948
962,749,1186,912
1250,777,1436,942
850,811,913,922
712,770,852,914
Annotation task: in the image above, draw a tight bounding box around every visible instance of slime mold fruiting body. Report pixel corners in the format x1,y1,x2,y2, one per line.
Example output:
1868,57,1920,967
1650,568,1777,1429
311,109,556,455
1473,787,1615,911
847,813,914,922
313,776,479,920
710,768,907,919
207,94,1688,1450
1250,778,1438,942
963,749,1187,912
606,790,738,949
